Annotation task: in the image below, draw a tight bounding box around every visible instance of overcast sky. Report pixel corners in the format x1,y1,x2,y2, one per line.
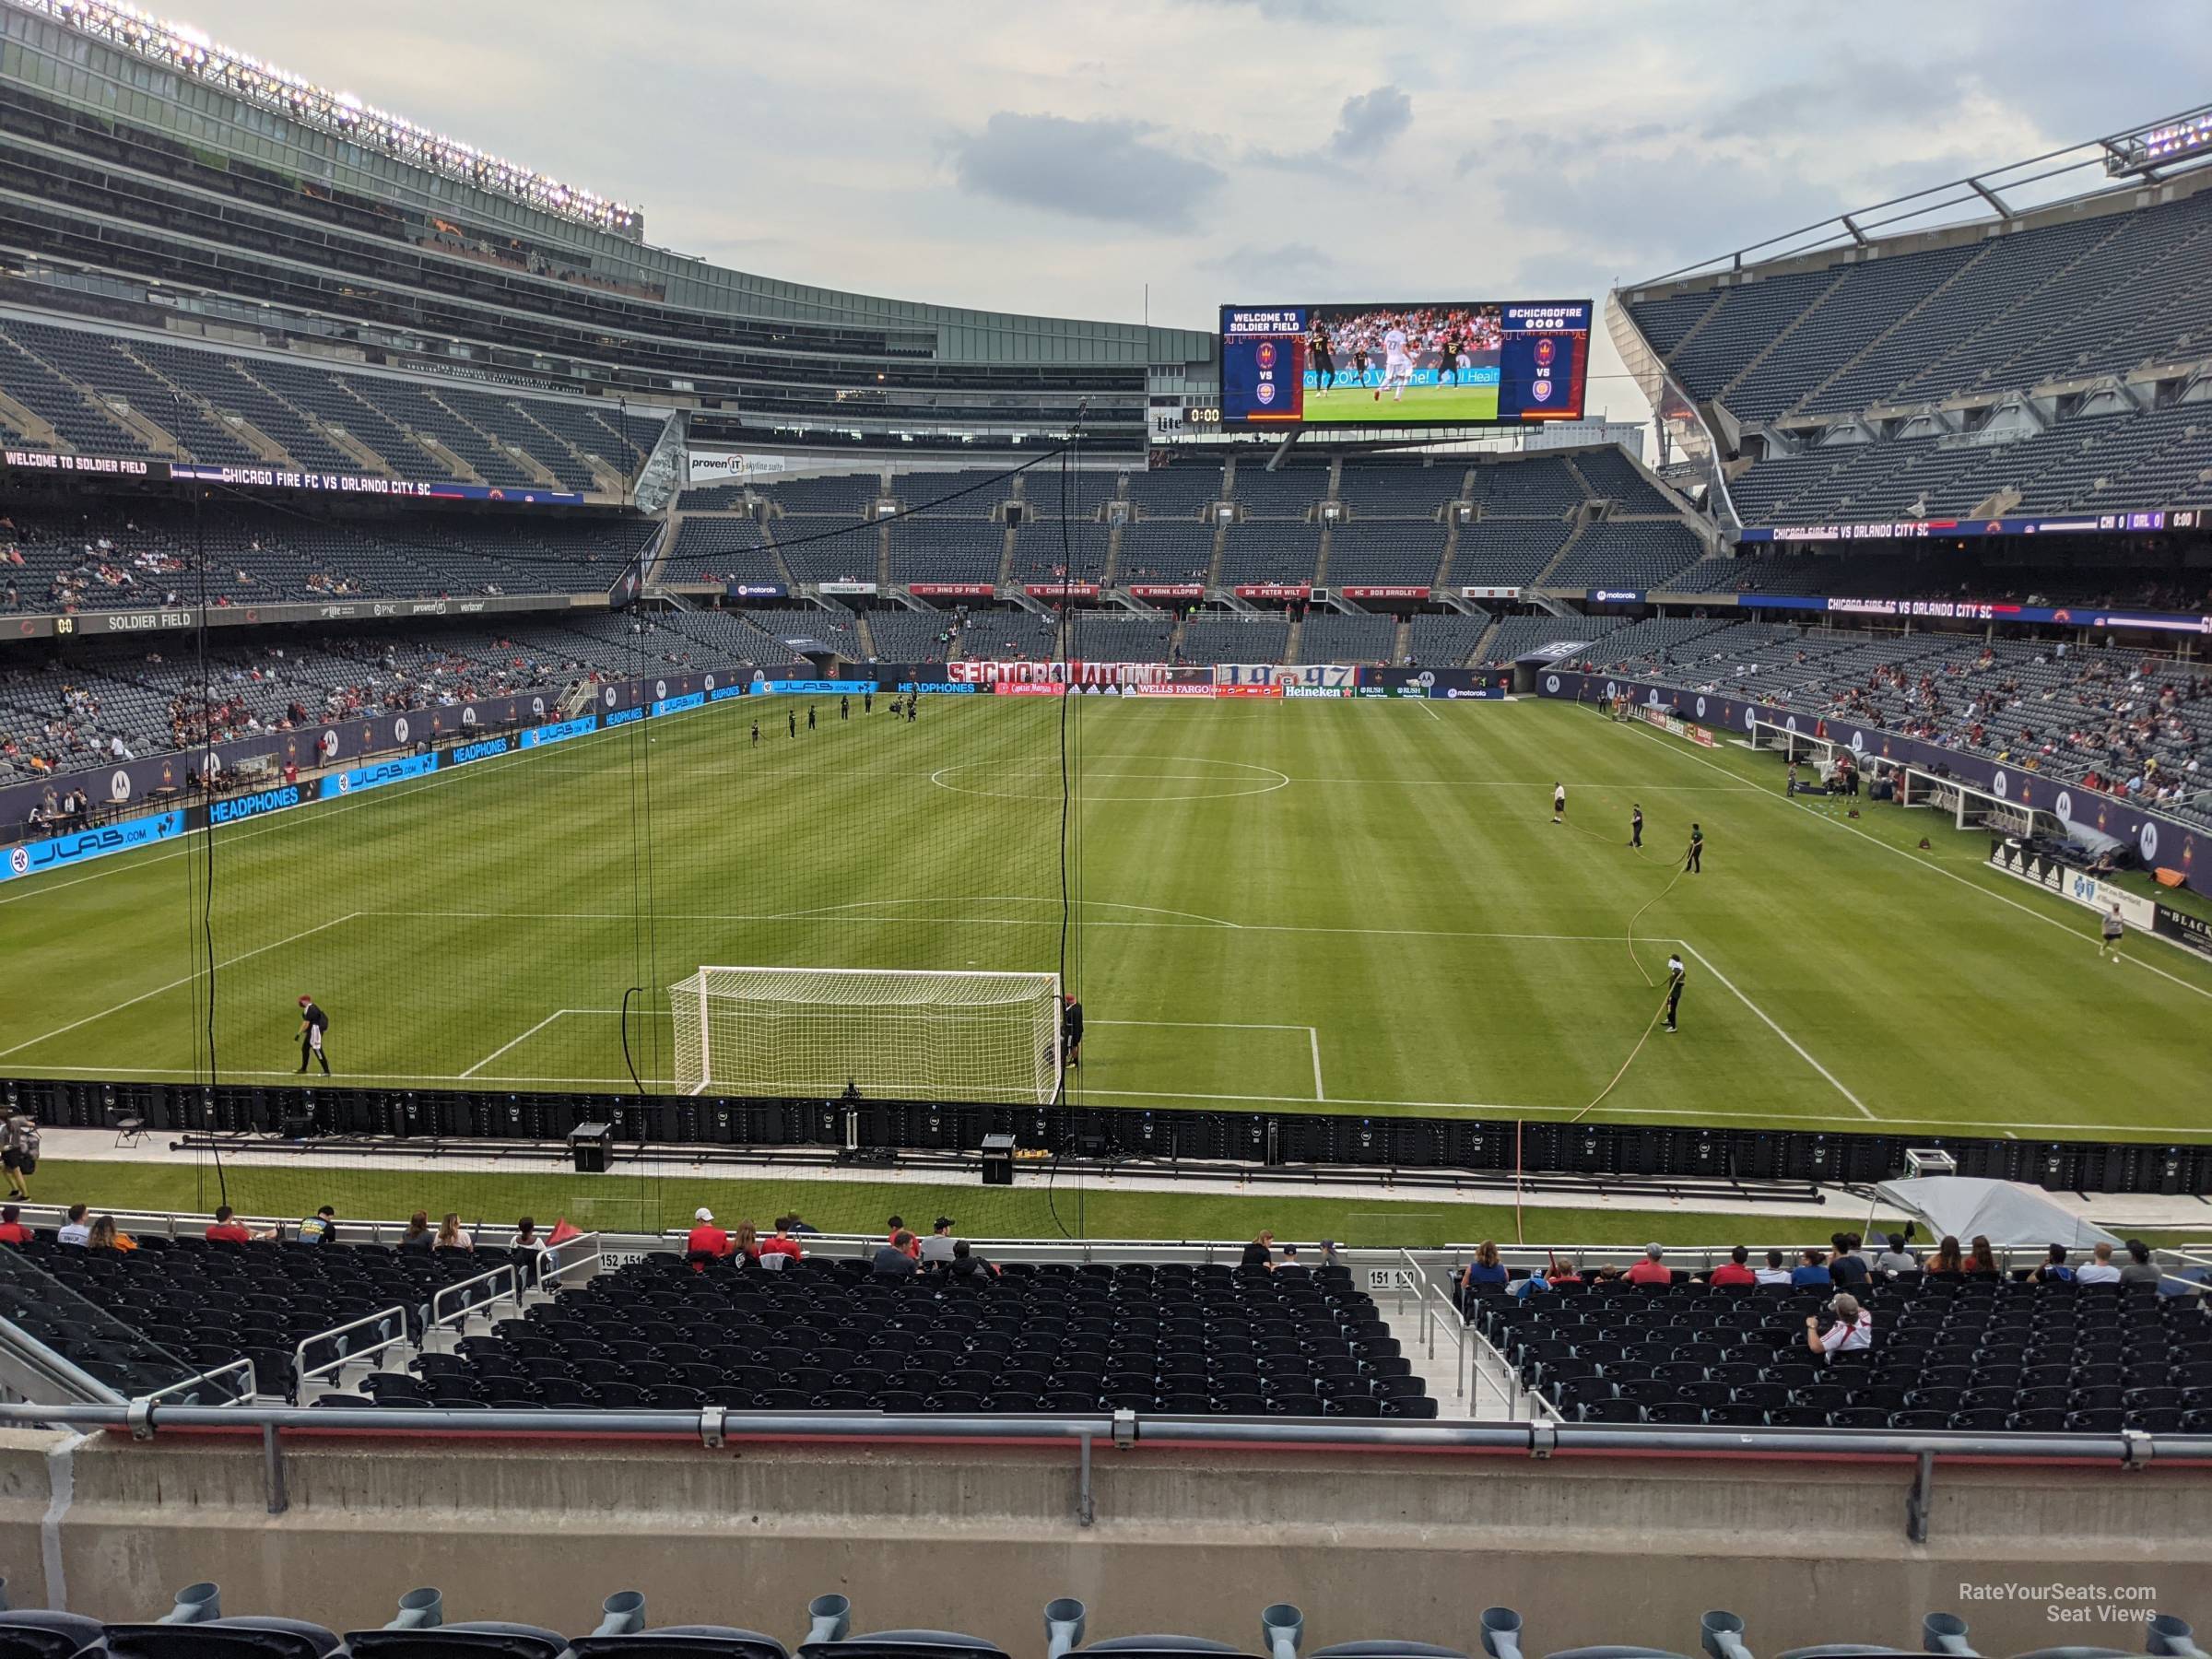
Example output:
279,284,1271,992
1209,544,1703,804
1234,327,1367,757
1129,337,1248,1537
184,0,2212,430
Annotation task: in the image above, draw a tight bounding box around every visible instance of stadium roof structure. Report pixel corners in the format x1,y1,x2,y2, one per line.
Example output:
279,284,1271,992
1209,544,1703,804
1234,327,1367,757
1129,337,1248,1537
1,0,643,238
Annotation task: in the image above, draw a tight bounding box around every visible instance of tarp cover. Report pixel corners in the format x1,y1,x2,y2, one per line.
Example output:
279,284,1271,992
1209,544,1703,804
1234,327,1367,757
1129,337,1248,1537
1871,1176,2122,1251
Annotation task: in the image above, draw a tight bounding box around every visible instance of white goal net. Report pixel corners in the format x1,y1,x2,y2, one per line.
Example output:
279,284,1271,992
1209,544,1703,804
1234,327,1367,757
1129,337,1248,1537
669,966,1064,1102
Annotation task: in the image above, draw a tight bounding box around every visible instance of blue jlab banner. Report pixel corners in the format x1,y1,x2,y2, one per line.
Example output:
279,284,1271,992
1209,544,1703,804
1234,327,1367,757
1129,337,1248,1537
320,753,438,800
208,784,304,826
446,736,512,767
750,679,864,695
3,810,186,883
520,716,596,749
652,691,707,717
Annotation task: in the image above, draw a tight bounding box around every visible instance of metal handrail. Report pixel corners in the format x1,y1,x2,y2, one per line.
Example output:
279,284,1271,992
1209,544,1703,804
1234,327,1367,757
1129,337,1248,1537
428,1265,519,1337
292,1304,409,1402
535,1231,603,1291
5,1398,2209,1465
1395,1248,1470,1406
135,1356,258,1407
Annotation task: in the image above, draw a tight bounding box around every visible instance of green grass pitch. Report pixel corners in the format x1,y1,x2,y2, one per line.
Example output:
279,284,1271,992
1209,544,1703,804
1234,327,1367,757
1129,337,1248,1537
5,693,2209,1142
1305,379,1500,425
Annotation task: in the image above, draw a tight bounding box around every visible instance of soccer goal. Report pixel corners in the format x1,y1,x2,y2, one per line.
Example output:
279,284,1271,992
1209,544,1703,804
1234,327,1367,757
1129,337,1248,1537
669,966,1065,1102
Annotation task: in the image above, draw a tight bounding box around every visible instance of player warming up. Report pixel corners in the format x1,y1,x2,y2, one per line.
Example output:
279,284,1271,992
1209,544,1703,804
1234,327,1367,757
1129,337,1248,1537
1379,320,1414,403
1307,320,1335,396
751,719,759,747
2100,903,2125,963
295,994,331,1076
1664,954,1686,1033
1686,823,1704,874
1630,804,1644,848
1552,782,1566,824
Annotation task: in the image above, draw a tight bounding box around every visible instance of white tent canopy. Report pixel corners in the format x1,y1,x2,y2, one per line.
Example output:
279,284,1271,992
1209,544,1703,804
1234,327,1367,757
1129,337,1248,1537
1872,1176,2123,1252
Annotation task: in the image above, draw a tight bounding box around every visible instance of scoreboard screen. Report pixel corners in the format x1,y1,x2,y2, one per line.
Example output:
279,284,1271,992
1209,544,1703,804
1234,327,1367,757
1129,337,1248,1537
1218,300,1591,429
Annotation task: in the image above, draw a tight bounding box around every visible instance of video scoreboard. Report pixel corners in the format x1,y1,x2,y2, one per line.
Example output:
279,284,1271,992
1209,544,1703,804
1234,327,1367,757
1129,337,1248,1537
1218,300,1591,429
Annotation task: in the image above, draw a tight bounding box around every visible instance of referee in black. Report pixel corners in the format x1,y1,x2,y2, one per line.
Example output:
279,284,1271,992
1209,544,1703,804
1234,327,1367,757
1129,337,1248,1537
296,995,331,1076
1664,955,1686,1033
1062,994,1084,1072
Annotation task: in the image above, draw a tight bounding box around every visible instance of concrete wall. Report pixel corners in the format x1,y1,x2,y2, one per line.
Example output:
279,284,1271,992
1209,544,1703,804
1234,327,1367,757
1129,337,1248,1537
0,1429,2205,1655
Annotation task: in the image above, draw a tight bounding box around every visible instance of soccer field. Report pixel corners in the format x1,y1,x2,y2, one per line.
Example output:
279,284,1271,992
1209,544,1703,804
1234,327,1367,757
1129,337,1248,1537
1307,380,1500,425
5,693,2208,1140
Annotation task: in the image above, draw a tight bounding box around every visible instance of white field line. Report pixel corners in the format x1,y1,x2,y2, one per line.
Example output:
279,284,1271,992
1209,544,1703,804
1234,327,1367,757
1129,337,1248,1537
0,912,361,1059
1615,718,2212,1005
1673,941,1873,1119
1090,1018,1325,1100
457,1009,575,1079
18,1059,2170,1138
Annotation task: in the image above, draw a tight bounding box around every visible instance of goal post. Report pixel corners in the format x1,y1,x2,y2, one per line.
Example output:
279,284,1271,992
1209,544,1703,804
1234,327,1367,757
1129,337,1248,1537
669,966,1065,1103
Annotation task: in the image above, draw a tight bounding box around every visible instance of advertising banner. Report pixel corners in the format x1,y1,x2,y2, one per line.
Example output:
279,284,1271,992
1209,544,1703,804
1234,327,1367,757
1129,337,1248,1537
1539,670,2207,900
17,591,594,643
1739,509,2206,547
817,581,878,596
2153,904,2212,960
1738,592,2212,637
321,752,439,800
724,582,787,599
521,716,597,749
3,810,187,884
947,661,1177,687
1588,589,1645,605
685,452,789,485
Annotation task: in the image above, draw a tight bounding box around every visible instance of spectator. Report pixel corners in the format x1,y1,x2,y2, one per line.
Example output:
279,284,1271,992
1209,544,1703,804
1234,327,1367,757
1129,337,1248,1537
730,1220,760,1264
0,1204,31,1245
760,1218,805,1266
511,1218,539,1250
206,1206,255,1244
1805,1292,1873,1359
398,1210,434,1252
1623,1243,1673,1286
1277,1244,1305,1272
1874,1233,1921,1276
1828,1232,1870,1288
787,1215,819,1236
2075,1241,2122,1286
1316,1240,1341,1268
1926,1236,1965,1275
1963,1235,1998,1277
1754,1249,1793,1286
1708,1245,1758,1287
85,1215,135,1253
434,1213,474,1253
872,1230,920,1277
685,1207,730,1263
295,1205,338,1245
947,1238,998,1280
1240,1230,1276,1271
2029,1244,2076,1285
919,1216,958,1267
2118,1241,2162,1288
2,1108,39,1200
1460,1241,1510,1296
57,1203,90,1247
1790,1248,1831,1288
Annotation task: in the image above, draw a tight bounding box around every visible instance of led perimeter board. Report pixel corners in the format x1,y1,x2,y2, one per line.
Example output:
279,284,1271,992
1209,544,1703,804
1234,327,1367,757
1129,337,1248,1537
1218,300,1590,428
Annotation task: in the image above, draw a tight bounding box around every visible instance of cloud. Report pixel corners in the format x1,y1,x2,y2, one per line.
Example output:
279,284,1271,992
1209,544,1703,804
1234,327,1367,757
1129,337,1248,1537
1213,242,1338,288
1175,0,1365,20
946,112,1224,230
1325,86,1411,160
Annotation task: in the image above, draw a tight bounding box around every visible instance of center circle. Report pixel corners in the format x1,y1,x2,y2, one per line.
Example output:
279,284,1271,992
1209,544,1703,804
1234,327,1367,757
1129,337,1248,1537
931,753,1292,803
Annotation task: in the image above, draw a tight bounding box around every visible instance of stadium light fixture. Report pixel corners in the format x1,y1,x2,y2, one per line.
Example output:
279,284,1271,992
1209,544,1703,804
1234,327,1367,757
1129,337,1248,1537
2105,112,2212,177
5,0,643,238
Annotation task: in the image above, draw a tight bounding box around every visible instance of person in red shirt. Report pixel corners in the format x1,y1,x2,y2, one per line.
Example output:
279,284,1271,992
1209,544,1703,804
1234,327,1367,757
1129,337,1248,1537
1623,1243,1674,1286
206,1205,255,1244
759,1217,805,1265
685,1207,731,1265
0,1204,31,1245
1708,1245,1759,1288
